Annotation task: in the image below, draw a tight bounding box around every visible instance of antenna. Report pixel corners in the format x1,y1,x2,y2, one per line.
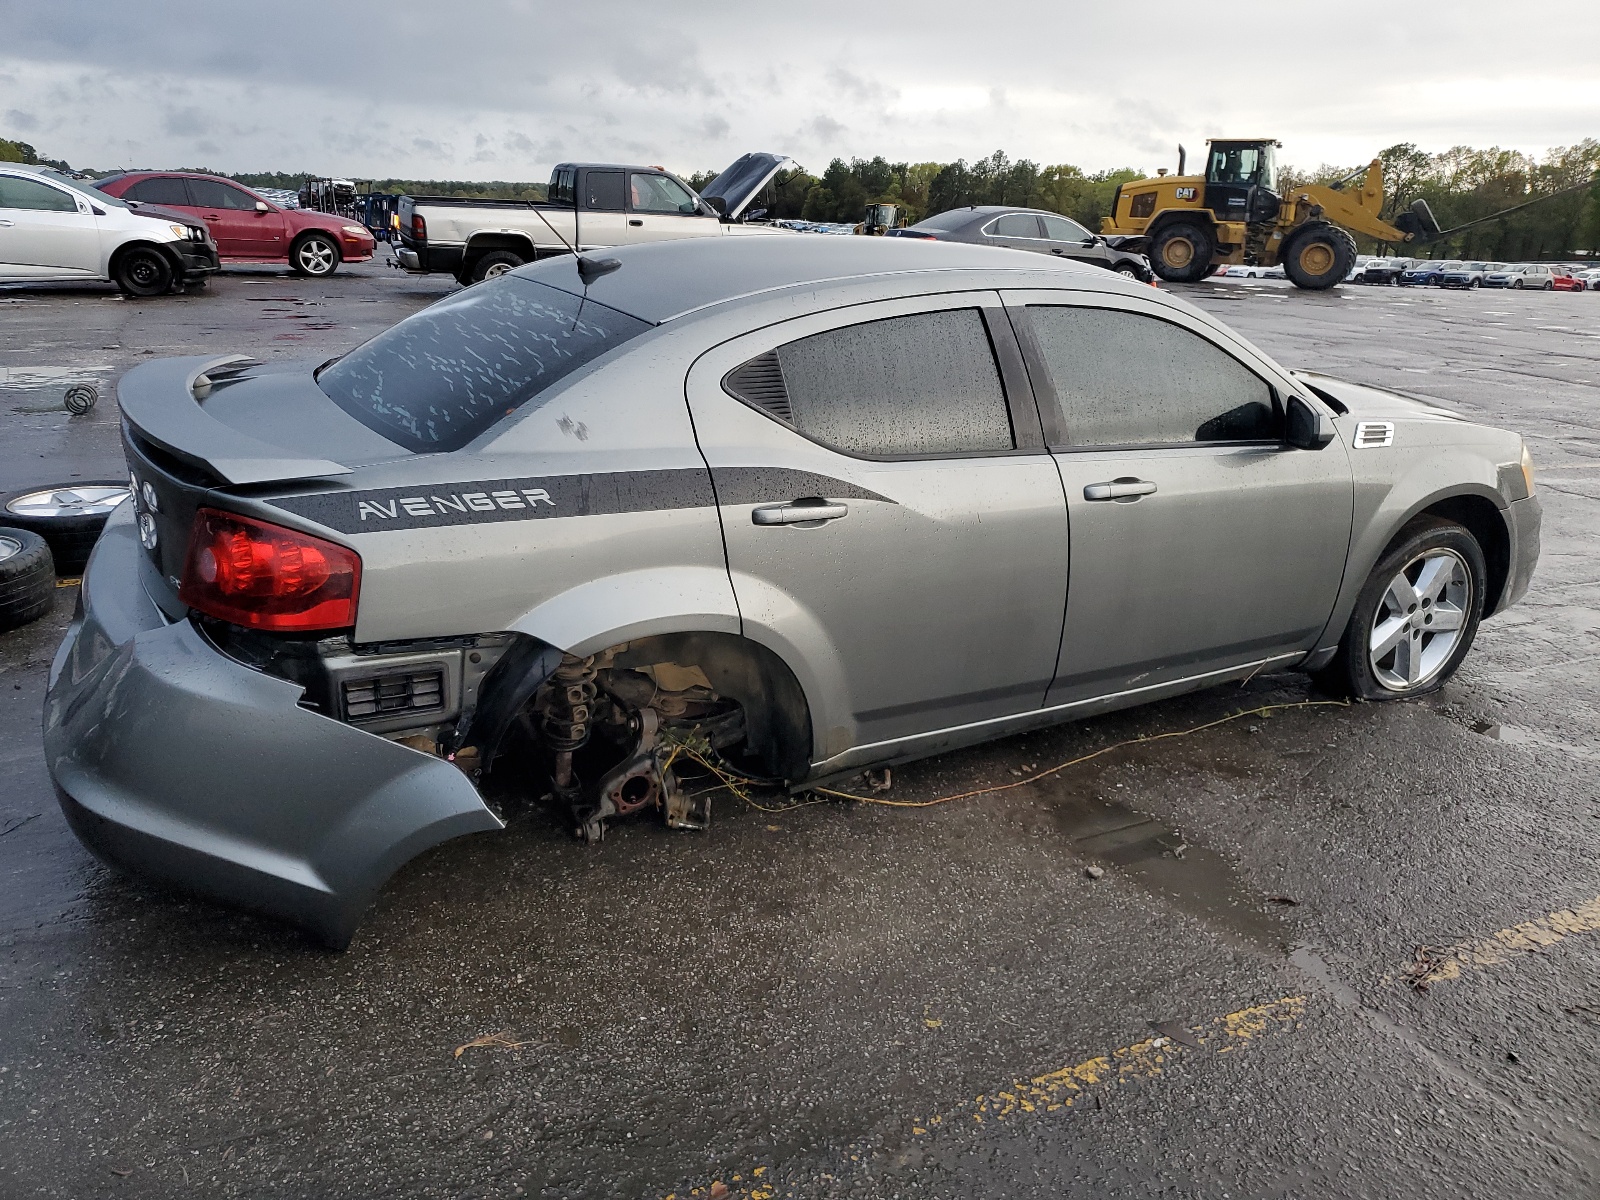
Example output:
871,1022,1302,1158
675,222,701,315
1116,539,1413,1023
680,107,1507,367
522,173,620,286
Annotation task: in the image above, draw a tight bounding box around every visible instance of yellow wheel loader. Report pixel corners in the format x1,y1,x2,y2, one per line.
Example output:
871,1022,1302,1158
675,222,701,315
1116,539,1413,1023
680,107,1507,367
854,202,905,236
1101,139,1440,289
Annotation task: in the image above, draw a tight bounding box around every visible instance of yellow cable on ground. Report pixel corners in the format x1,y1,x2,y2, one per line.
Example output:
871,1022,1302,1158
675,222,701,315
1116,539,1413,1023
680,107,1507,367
811,699,1352,809
667,699,1350,816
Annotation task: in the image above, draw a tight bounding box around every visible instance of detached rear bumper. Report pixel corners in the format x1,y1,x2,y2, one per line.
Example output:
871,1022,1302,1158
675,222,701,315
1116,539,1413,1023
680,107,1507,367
44,505,502,947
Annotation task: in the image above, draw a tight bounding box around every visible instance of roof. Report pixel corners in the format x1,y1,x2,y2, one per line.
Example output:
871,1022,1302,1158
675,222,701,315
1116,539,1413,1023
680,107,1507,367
515,234,1106,324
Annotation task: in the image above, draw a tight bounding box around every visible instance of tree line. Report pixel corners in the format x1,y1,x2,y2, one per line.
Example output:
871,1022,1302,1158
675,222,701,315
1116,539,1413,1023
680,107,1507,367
7,133,1597,255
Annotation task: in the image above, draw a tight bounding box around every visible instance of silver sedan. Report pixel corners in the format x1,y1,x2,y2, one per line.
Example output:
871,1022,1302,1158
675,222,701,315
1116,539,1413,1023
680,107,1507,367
45,237,1541,945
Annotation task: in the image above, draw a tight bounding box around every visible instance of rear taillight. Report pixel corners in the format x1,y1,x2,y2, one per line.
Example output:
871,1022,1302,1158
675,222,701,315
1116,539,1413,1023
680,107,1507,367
180,508,360,632
411,213,426,240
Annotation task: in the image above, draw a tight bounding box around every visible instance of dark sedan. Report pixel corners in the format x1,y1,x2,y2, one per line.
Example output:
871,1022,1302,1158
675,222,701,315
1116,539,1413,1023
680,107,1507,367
891,206,1153,280
1398,260,1461,287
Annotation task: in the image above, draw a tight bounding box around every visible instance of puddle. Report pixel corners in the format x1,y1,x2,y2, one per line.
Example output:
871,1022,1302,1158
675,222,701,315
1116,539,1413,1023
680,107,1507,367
0,365,117,393
1053,793,1288,951
1469,720,1532,744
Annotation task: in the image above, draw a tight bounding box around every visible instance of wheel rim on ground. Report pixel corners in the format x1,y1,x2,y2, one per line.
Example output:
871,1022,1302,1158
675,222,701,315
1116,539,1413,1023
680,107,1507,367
0,534,21,564
1162,237,1194,268
1298,242,1335,276
297,239,336,274
1368,548,1471,691
7,486,130,519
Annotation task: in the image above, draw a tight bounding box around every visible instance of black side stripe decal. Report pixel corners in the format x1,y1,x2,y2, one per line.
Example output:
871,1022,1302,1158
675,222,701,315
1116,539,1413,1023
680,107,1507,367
268,468,891,534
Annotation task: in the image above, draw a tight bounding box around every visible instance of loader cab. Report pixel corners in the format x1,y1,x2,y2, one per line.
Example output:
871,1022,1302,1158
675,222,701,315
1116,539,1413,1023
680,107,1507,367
1204,139,1282,224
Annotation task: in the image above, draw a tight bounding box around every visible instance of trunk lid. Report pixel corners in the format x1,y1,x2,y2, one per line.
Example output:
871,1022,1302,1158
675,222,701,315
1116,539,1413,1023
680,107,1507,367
118,354,407,616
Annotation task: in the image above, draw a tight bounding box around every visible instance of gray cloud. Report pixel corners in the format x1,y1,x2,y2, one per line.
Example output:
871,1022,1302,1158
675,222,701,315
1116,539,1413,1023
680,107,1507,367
0,0,1595,179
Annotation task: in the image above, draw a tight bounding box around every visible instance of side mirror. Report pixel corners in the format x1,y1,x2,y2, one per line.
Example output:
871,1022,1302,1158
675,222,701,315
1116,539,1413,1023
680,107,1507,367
1285,394,1335,449
255,201,270,213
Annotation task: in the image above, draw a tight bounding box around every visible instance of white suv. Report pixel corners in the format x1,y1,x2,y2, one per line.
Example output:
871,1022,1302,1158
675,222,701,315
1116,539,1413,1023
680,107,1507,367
0,164,219,295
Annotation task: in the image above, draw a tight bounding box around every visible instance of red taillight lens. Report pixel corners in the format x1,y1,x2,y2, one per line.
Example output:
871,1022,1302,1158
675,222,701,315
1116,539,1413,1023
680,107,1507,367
180,508,360,632
411,213,426,240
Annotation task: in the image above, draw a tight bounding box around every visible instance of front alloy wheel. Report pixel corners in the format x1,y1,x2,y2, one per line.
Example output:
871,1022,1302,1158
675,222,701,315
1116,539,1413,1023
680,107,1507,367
291,234,340,277
1368,548,1471,691
1316,517,1486,701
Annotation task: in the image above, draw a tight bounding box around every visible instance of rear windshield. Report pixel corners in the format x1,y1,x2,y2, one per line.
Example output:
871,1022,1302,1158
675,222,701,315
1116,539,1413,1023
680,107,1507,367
912,209,978,232
316,277,650,452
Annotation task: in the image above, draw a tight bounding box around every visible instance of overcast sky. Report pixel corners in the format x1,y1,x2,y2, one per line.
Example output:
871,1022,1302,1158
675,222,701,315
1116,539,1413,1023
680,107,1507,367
4,1,1599,180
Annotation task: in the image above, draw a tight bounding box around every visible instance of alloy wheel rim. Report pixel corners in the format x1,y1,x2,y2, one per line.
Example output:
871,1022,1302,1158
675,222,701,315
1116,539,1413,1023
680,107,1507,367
300,240,335,273
1368,548,1471,691
0,534,20,563
484,261,514,278
7,485,130,519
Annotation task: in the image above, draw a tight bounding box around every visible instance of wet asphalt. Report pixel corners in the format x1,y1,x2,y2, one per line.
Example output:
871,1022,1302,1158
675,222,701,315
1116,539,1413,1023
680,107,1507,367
0,262,1596,1199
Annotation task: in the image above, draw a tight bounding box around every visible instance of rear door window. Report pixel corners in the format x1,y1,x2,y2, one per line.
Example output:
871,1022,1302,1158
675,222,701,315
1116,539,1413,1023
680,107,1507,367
724,308,1014,457
316,277,651,452
1026,305,1280,446
989,214,1042,238
124,176,194,206
584,171,625,211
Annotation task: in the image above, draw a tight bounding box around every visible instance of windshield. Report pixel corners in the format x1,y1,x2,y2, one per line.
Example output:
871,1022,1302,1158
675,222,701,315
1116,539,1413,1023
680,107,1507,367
699,152,786,216
1206,143,1277,191
316,277,651,452
38,169,131,209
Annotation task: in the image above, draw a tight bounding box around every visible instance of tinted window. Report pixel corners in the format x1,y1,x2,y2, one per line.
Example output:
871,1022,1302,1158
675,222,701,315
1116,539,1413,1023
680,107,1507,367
738,309,1013,457
989,214,1040,238
912,209,978,233
124,176,194,206
317,277,650,452
584,170,625,211
0,175,78,212
548,167,575,206
1027,306,1279,446
1041,214,1093,242
187,178,257,210
630,173,697,214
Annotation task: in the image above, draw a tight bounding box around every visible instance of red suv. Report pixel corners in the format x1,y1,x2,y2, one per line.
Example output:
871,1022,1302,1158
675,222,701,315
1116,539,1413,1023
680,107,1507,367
93,172,376,277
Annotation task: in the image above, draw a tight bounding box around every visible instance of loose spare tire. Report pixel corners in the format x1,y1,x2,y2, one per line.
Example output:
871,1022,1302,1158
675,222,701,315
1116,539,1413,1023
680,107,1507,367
0,527,56,631
1,481,131,576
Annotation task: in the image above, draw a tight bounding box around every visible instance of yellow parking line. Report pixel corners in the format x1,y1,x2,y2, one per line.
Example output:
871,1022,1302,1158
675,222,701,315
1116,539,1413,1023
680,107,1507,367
913,996,1305,1132
1398,894,1600,990
662,999,1304,1198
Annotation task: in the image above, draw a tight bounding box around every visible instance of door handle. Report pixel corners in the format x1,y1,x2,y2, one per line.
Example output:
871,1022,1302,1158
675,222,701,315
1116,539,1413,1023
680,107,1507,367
0,219,12,226
1083,479,1157,501
1051,247,1066,255
628,218,643,226
204,215,220,221
752,501,849,526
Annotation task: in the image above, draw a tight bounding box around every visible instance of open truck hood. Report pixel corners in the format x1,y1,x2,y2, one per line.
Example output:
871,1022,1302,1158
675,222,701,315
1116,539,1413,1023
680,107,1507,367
117,355,405,486
698,152,798,221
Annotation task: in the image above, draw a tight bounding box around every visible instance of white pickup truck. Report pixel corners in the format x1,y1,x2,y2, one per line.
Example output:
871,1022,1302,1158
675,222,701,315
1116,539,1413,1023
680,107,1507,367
394,152,794,284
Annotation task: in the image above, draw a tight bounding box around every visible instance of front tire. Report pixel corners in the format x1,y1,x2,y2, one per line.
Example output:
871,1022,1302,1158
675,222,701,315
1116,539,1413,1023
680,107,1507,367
290,233,341,277
1316,517,1486,701
1281,224,1358,290
114,248,173,297
1147,222,1215,283
469,250,526,283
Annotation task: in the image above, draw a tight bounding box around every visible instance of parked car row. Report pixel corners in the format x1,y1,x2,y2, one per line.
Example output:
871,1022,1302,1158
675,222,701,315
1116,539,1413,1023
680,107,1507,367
1355,255,1596,290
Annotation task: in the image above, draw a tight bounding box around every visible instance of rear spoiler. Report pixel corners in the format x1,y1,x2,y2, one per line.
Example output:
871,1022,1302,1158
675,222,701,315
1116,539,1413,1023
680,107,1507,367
117,355,352,486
